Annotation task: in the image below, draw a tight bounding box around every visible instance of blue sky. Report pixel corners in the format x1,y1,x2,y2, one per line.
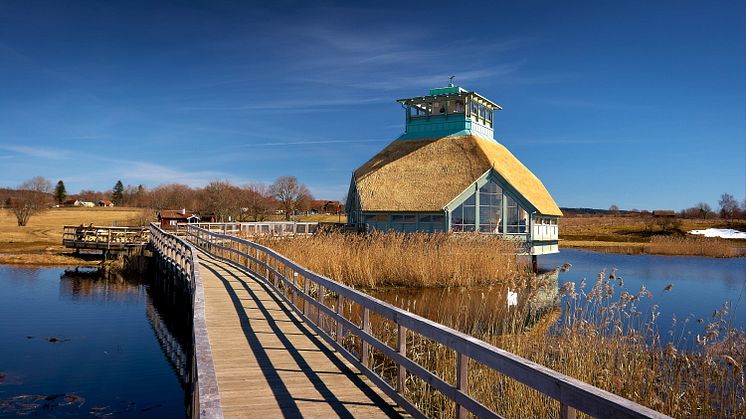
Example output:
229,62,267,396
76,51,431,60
0,0,744,210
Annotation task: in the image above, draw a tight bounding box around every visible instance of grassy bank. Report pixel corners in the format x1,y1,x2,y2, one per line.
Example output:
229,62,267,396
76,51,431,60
252,231,529,288
561,215,746,257
0,207,152,266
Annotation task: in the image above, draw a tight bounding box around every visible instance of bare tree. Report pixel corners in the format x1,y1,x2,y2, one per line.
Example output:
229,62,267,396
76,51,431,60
695,202,712,220
242,183,271,221
147,183,196,210
608,204,620,215
10,176,52,226
199,180,242,222
269,176,312,221
718,193,738,220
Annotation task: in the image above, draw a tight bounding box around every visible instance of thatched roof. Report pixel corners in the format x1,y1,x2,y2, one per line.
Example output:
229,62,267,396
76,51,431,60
353,135,562,216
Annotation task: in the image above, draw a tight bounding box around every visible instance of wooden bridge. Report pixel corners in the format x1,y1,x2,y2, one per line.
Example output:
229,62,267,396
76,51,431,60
150,223,670,419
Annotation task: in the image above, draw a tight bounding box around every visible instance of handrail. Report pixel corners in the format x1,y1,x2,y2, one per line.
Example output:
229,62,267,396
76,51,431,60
62,225,150,249
183,224,669,419
179,221,318,237
149,223,223,419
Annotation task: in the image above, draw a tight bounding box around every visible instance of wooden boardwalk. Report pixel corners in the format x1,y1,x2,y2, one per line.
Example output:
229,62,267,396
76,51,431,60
196,249,405,418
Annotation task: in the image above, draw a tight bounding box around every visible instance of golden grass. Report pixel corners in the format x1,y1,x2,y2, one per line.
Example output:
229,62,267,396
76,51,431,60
649,235,740,257
0,207,153,265
251,231,529,288
352,271,745,418
561,215,746,257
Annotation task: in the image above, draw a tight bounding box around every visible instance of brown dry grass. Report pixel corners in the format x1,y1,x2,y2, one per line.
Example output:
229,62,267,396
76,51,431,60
561,215,746,257
649,235,740,257
252,231,529,288
0,207,153,265
356,271,745,418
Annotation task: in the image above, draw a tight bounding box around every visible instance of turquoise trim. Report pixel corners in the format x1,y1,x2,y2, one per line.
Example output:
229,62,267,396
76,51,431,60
429,86,466,95
398,129,472,140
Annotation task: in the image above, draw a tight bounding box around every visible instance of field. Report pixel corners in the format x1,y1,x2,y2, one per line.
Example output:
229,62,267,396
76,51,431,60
0,207,153,265
560,215,746,257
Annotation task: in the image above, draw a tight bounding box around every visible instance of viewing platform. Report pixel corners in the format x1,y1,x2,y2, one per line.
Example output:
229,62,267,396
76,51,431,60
62,225,150,255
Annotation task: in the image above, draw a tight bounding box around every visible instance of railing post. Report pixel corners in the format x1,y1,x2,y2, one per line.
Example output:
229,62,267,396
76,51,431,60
336,295,344,344
362,308,370,368
560,404,577,419
397,324,407,393
303,277,310,317
317,284,324,327
456,353,469,419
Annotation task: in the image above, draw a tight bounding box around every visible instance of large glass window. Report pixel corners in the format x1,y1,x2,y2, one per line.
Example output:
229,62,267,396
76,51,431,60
451,194,476,232
506,195,528,234
479,180,502,233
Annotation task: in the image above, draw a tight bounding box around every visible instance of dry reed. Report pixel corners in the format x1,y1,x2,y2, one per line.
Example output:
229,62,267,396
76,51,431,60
355,270,745,418
251,231,529,288
649,235,741,257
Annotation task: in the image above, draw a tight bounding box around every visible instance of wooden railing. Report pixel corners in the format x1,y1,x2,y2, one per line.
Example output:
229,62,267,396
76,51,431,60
184,224,669,419
180,221,318,237
62,225,150,250
150,224,223,419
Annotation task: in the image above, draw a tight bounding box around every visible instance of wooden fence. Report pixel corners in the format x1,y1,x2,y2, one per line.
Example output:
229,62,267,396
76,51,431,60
184,224,668,419
179,222,318,237
150,224,223,419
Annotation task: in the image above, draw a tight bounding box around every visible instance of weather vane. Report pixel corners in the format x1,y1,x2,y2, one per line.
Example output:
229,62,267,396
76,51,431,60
449,75,455,85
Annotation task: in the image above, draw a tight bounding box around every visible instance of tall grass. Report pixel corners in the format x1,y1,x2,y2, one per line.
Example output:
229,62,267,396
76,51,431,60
649,235,741,257
316,270,745,418
251,231,528,288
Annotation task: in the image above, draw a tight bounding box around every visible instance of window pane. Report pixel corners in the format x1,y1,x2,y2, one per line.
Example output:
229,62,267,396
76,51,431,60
463,206,475,224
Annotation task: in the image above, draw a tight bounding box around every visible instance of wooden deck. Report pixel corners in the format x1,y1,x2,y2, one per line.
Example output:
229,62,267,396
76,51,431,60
196,249,405,418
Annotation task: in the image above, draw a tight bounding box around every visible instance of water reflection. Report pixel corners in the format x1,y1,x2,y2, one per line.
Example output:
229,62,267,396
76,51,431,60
0,265,186,418
367,270,560,338
59,268,146,303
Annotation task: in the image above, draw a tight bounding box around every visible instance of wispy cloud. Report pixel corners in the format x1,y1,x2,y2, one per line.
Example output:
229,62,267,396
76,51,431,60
0,145,70,160
180,96,387,112
247,138,388,147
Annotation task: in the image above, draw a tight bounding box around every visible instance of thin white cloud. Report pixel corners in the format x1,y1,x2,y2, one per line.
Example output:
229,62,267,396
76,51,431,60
247,138,388,147
0,145,70,160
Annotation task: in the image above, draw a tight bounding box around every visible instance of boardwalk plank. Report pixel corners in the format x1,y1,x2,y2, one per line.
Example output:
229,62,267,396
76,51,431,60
196,250,405,419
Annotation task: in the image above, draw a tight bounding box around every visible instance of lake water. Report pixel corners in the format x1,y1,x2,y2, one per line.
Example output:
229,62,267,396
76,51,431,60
370,249,745,348
0,266,186,418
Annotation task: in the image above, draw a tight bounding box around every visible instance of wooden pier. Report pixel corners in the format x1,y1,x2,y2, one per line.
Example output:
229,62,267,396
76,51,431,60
63,225,150,255
150,222,670,419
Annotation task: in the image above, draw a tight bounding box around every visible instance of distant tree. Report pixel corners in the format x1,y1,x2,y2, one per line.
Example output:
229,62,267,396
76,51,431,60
608,204,620,215
10,176,52,226
269,176,312,221
718,193,738,220
199,180,242,222
54,180,67,205
111,180,124,205
242,183,271,221
695,202,712,220
147,183,196,210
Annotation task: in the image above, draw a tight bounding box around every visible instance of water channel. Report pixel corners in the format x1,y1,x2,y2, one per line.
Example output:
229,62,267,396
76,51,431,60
0,265,187,418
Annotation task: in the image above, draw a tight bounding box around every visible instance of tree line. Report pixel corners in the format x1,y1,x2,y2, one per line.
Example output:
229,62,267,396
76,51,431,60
2,175,314,226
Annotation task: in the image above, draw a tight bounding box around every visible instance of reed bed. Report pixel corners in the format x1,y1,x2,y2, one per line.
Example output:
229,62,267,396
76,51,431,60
324,270,744,418
251,231,528,288
649,235,741,257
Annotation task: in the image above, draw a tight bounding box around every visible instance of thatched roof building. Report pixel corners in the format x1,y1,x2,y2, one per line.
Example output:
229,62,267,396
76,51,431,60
345,84,562,255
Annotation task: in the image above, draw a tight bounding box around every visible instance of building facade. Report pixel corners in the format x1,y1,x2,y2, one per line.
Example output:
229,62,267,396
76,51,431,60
345,84,562,255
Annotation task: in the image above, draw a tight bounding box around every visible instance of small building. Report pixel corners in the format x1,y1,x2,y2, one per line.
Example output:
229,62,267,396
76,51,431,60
309,200,343,214
652,210,675,218
98,200,114,207
79,201,96,207
345,83,562,255
63,199,81,207
158,209,201,229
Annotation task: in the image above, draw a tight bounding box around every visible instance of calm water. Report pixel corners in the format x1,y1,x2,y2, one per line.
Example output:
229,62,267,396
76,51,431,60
0,266,186,418
369,250,745,348
542,249,746,333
